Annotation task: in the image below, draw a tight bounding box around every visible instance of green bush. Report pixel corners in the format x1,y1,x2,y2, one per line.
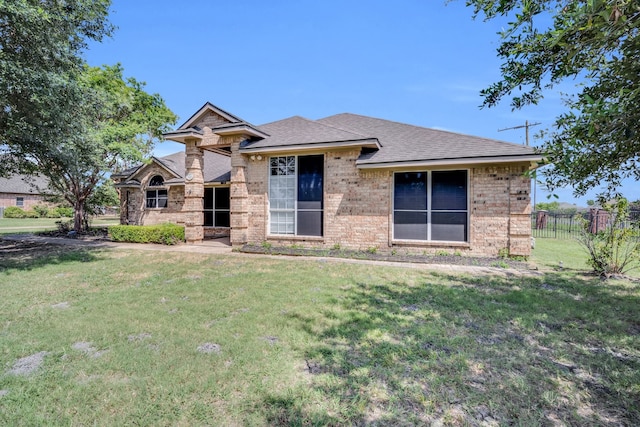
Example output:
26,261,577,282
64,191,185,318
56,206,73,217
4,206,26,218
24,210,40,218
46,209,62,218
109,223,185,245
33,204,49,217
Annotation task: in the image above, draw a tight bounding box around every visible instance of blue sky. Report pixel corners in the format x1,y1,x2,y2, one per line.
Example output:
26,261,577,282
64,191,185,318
84,0,639,205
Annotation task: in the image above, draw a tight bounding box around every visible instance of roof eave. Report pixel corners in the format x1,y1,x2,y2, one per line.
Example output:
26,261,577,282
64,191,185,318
163,130,204,144
213,124,269,139
356,154,544,169
240,138,380,154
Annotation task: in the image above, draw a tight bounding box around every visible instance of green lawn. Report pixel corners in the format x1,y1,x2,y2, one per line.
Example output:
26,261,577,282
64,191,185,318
532,236,640,277
0,242,638,425
0,216,119,234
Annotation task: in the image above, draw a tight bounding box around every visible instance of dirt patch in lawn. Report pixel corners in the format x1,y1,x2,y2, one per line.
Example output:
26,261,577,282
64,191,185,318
0,239,97,269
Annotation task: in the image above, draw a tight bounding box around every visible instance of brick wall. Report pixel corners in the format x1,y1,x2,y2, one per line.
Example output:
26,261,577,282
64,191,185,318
119,163,185,226
240,151,533,257
470,165,532,256
0,193,49,211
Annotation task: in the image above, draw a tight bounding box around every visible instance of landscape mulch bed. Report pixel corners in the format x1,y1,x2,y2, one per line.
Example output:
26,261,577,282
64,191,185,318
240,243,532,270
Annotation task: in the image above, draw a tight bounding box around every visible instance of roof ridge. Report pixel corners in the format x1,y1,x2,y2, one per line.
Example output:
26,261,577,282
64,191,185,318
260,115,372,140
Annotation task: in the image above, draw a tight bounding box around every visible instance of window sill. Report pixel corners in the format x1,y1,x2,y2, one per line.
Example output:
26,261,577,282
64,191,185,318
267,235,324,242
392,239,470,248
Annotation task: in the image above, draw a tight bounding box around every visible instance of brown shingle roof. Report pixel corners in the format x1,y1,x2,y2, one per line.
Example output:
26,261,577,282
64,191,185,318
242,116,377,150
120,151,231,185
317,113,538,166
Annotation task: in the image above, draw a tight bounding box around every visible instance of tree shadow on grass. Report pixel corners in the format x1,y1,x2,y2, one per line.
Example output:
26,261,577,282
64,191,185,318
262,270,640,426
0,239,101,271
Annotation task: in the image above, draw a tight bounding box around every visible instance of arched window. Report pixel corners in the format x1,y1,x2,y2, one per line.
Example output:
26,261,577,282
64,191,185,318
149,175,164,186
146,175,168,208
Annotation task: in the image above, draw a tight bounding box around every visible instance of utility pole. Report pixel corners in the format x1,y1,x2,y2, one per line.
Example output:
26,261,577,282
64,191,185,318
498,120,542,210
497,120,541,146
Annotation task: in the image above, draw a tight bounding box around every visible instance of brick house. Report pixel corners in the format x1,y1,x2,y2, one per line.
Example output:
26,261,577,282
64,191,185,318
113,102,541,256
0,174,50,213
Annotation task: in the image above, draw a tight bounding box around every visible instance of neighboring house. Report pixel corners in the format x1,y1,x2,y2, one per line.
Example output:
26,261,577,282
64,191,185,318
113,102,542,256
0,174,50,212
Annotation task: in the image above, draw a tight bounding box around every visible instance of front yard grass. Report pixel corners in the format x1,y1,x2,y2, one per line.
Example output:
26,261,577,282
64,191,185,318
0,216,119,235
1,242,638,425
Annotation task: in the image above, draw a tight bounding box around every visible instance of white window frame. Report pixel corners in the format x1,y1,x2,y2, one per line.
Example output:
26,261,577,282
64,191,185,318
392,169,469,243
146,175,168,209
16,197,24,207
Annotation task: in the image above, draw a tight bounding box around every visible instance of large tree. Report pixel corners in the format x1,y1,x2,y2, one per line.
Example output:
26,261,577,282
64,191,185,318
1,2,177,232
0,0,113,176
465,0,640,198
37,64,177,232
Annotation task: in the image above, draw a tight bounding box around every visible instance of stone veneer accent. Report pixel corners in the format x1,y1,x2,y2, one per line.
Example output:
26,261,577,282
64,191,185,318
183,140,205,243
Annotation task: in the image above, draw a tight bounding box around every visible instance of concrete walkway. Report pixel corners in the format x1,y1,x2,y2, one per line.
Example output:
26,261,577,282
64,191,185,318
1,233,537,277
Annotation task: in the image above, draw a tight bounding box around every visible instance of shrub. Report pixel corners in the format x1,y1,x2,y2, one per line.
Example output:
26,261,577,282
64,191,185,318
4,206,26,218
33,205,49,217
46,209,62,218
24,210,39,218
576,199,640,277
56,206,73,217
109,223,185,245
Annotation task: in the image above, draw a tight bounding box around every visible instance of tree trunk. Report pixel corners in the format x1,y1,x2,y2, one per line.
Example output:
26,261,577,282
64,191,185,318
73,199,85,233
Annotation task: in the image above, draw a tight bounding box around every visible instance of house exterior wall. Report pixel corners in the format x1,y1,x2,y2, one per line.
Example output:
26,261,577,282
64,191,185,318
238,148,533,257
116,148,533,257
119,163,185,226
116,161,230,238
0,193,48,211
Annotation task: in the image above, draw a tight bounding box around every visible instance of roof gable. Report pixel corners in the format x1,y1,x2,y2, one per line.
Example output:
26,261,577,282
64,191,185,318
118,151,231,185
128,154,182,182
177,102,245,130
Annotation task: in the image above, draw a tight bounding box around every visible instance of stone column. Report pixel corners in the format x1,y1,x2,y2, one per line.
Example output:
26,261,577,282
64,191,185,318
230,140,249,247
184,139,204,244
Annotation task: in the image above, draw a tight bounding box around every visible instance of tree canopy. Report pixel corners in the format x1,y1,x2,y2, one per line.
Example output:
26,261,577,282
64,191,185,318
466,0,640,198
39,64,177,231
0,0,113,176
1,1,177,231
